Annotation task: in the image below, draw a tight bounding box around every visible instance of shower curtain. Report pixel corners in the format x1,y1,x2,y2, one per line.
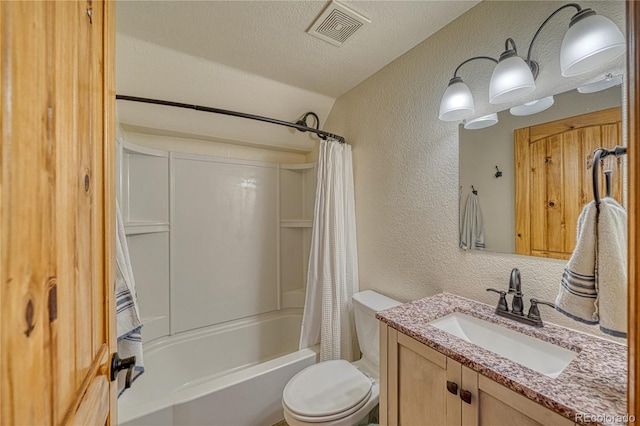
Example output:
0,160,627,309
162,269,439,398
299,139,360,362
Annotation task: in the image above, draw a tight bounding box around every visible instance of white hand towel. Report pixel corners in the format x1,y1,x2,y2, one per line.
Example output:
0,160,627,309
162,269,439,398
555,201,599,324
596,198,627,337
116,200,144,394
460,192,485,250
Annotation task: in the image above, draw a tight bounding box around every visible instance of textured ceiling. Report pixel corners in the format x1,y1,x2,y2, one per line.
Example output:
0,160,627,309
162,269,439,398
116,0,481,98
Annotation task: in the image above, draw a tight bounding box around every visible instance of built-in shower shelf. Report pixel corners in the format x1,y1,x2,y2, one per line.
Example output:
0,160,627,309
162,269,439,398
125,222,170,235
280,162,317,171
280,220,313,228
282,288,306,309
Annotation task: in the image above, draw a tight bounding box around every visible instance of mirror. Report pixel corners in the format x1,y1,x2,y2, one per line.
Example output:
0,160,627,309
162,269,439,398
459,84,623,256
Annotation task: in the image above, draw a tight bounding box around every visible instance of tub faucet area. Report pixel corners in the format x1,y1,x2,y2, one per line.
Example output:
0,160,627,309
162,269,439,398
486,268,556,327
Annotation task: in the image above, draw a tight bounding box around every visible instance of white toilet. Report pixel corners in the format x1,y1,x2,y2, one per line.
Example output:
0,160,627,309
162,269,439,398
282,290,401,426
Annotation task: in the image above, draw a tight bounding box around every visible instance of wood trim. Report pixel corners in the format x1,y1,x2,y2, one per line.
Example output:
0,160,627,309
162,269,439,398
478,376,573,426
460,366,478,426
514,127,531,255
445,358,462,426
379,322,389,426
397,333,447,368
60,344,108,425
529,107,621,142
71,376,109,426
627,0,639,419
102,0,117,424
387,328,398,426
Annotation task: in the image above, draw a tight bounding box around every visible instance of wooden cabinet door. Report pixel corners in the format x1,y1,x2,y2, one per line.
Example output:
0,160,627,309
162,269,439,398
515,107,623,260
380,323,461,426
475,375,574,426
0,1,116,425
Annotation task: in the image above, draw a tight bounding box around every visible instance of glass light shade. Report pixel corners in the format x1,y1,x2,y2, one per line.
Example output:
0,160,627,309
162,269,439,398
577,74,623,93
561,13,625,77
509,96,554,116
463,113,498,130
489,55,536,104
439,78,474,121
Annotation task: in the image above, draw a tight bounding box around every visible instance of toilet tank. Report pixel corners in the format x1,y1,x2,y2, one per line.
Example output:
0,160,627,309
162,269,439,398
352,290,401,368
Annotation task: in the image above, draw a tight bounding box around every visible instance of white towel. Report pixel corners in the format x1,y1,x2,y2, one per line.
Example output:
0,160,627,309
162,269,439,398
116,200,144,394
596,198,627,337
555,201,599,324
555,199,627,337
460,192,485,250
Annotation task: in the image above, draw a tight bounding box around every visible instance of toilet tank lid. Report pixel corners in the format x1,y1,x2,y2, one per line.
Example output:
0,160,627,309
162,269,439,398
352,290,401,314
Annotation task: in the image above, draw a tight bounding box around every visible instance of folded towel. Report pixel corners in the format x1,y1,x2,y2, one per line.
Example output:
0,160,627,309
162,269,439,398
116,200,144,394
596,198,627,337
460,192,485,250
555,201,599,324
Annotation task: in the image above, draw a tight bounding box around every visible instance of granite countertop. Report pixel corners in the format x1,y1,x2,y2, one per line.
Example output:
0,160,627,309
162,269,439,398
376,293,628,426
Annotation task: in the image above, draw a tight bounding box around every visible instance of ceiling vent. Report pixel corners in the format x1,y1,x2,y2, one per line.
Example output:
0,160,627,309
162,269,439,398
307,0,370,47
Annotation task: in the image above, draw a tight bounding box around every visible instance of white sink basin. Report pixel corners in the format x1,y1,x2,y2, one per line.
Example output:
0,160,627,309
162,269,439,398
429,312,578,378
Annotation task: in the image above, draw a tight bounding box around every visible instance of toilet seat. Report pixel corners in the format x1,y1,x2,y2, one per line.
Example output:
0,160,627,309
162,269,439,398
283,360,373,422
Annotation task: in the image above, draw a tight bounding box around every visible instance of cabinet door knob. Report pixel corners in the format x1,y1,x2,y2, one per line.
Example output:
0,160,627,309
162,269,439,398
446,380,458,395
460,389,472,404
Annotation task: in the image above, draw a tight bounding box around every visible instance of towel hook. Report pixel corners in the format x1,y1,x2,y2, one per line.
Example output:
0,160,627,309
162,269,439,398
494,166,503,178
471,185,478,195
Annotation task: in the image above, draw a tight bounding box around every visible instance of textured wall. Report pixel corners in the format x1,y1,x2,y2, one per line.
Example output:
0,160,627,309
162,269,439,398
325,1,626,341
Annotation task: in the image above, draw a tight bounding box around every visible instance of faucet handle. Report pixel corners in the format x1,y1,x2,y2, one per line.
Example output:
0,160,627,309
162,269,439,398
486,288,508,312
527,298,556,322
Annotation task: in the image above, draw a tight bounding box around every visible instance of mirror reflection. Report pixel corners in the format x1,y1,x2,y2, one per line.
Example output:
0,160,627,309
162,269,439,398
459,84,623,257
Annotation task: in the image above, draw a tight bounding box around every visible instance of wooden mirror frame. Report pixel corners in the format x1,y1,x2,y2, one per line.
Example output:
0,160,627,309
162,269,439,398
628,0,639,418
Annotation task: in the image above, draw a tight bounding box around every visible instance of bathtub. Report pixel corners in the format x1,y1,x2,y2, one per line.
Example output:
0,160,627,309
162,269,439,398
119,310,318,425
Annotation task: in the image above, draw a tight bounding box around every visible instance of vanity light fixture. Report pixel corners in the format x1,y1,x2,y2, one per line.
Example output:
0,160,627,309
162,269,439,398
463,113,499,130
439,56,498,121
577,73,623,93
510,96,555,116
439,3,624,121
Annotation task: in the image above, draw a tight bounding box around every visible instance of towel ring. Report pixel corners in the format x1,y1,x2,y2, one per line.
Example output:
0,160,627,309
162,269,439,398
592,146,627,210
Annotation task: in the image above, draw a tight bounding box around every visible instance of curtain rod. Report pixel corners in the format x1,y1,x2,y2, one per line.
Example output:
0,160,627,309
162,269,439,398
115,95,346,144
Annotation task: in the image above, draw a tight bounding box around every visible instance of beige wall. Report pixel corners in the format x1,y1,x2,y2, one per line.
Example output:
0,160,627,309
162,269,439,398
121,131,307,164
459,85,622,254
324,0,626,340
116,33,335,152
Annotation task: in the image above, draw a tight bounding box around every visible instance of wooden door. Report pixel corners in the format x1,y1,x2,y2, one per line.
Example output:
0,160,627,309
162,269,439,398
628,0,640,418
0,1,116,425
515,107,623,260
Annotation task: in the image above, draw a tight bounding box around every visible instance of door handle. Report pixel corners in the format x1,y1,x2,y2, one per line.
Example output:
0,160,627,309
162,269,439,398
446,380,458,395
110,352,136,389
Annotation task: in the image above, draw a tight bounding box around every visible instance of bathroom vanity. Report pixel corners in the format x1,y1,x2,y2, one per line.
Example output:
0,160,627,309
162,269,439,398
377,293,628,426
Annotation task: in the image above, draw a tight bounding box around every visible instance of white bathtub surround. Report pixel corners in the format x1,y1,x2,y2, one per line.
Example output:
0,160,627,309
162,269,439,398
119,311,317,426
115,199,144,392
300,139,360,362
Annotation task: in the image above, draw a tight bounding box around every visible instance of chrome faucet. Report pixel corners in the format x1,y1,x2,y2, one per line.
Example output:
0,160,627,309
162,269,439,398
486,268,556,327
